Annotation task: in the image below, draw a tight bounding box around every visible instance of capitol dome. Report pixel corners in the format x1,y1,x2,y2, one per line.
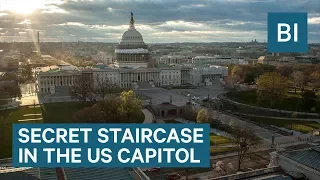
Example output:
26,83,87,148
115,12,150,68
120,26,145,45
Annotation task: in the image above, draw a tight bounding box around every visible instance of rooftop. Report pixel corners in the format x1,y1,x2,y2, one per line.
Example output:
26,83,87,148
278,147,320,172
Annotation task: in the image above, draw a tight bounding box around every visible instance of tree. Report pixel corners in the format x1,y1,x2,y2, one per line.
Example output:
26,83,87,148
118,90,142,122
196,109,210,123
276,64,294,77
224,75,240,89
100,94,123,122
302,90,317,112
0,81,22,99
73,105,106,123
19,63,34,83
256,72,288,107
231,66,243,77
182,104,197,122
308,72,320,92
291,71,307,93
231,125,260,171
94,74,120,99
212,161,234,176
69,75,94,102
243,73,255,84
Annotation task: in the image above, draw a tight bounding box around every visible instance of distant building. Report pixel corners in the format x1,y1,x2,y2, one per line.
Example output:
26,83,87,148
92,51,114,65
258,54,319,65
192,55,248,65
189,66,228,86
159,55,187,65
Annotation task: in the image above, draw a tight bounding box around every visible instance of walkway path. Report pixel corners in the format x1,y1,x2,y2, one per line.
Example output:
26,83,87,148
18,118,43,122
142,109,154,124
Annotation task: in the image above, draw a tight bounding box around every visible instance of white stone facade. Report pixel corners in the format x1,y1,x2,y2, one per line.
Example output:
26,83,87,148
36,65,228,94
36,70,82,94
159,68,181,86
189,66,228,86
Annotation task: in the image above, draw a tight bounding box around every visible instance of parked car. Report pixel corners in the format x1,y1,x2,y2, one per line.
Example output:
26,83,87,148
167,173,181,180
187,94,191,97
191,101,197,105
192,96,199,100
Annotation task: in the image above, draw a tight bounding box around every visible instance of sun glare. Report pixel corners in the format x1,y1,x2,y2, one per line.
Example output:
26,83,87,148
3,0,45,14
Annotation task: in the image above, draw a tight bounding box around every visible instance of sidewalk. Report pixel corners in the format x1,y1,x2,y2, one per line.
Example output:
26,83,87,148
142,109,154,123
233,112,320,123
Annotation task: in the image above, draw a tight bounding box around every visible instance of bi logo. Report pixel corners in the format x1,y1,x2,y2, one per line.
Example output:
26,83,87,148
268,13,308,53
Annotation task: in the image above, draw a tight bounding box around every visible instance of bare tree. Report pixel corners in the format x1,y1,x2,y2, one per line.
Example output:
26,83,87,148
224,75,240,90
291,71,307,93
308,72,320,92
231,125,260,171
94,74,120,99
182,104,197,122
69,75,94,102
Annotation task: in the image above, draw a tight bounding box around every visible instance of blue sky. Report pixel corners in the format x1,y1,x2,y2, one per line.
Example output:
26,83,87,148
0,0,319,43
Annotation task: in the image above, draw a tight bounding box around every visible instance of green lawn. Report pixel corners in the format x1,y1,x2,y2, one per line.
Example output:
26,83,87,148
250,117,320,134
164,119,182,123
41,102,93,123
0,102,144,159
210,133,231,145
210,147,236,155
0,105,44,159
227,90,320,112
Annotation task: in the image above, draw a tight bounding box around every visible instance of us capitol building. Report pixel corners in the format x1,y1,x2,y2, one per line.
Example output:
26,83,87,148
36,13,228,94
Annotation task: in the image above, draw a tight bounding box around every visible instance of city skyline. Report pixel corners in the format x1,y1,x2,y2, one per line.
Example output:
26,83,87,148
0,0,319,43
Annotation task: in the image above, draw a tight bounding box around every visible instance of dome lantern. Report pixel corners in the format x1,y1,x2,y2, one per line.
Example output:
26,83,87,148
130,12,135,27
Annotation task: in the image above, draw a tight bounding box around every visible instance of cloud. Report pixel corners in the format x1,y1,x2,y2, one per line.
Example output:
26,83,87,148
309,17,320,24
0,0,319,42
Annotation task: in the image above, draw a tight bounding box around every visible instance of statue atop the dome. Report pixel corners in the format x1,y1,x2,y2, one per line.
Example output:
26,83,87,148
130,12,135,27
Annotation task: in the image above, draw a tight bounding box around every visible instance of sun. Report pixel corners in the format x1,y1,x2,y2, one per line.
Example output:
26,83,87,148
3,0,45,14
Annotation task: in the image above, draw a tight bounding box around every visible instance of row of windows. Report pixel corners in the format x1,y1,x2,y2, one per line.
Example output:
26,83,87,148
162,75,180,80
123,36,141,39
161,71,180,74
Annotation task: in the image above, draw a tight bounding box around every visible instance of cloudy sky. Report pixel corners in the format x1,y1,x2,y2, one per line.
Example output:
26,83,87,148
0,0,319,43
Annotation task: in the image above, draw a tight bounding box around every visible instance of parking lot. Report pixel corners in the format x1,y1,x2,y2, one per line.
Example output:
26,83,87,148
135,87,189,106
135,81,226,106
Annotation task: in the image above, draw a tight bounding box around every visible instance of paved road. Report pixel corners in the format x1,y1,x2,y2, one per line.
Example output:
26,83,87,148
214,111,282,142
135,88,188,106
172,82,225,101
